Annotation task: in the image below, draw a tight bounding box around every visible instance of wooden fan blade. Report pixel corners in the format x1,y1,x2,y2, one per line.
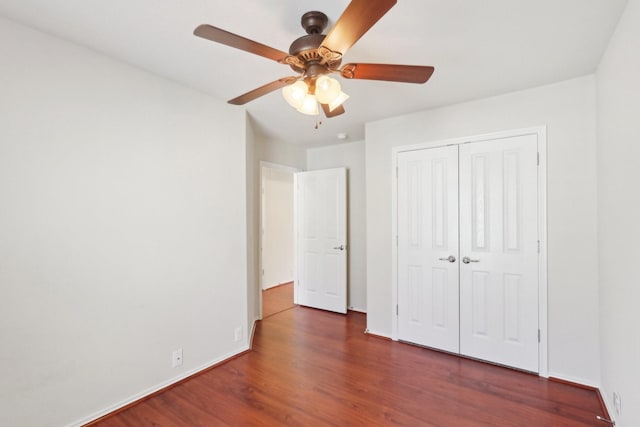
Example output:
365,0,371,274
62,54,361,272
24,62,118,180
194,24,289,63
321,103,346,118
341,63,435,83
320,0,396,59
228,77,298,105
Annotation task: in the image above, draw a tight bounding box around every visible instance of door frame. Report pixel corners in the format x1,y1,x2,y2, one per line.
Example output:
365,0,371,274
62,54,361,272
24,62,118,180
390,126,548,377
259,161,299,320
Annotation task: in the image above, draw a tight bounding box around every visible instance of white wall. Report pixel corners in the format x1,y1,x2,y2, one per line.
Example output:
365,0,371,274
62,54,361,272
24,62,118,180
596,0,640,424
0,17,248,427
365,76,600,385
261,167,294,289
307,141,367,312
257,135,307,170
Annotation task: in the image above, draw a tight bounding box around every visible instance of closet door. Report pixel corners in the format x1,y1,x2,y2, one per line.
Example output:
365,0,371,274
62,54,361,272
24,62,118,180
458,135,539,372
397,146,460,353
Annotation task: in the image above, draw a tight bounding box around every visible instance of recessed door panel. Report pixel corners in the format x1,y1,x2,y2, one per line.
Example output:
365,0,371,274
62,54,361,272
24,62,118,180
407,265,423,323
504,273,523,342
432,267,448,327
471,154,490,251
471,271,490,337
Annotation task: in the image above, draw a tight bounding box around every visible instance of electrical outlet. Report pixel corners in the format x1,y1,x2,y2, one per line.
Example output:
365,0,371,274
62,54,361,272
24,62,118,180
613,392,621,416
172,348,183,368
234,326,242,342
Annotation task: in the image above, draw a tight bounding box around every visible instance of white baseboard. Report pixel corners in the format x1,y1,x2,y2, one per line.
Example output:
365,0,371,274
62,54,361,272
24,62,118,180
364,328,391,339
348,306,367,313
547,372,616,422
547,371,599,389
249,317,259,348
262,280,293,290
597,385,617,424
69,345,250,427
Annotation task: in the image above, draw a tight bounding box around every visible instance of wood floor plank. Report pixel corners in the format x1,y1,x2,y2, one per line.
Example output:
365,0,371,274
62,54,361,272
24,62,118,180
90,306,606,426
262,282,295,318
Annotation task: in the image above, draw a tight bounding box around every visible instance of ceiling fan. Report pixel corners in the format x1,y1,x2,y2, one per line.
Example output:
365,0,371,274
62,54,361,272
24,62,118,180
194,0,434,118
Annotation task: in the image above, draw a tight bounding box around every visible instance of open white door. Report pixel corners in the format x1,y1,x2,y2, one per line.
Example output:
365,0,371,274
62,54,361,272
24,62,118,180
295,168,347,314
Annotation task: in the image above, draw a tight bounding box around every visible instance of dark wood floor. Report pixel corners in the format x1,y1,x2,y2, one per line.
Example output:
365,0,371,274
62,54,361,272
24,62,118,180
262,282,295,318
91,307,606,426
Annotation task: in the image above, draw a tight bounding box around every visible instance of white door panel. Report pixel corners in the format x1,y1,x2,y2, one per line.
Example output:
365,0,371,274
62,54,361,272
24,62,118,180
459,135,539,372
295,168,347,314
397,146,459,353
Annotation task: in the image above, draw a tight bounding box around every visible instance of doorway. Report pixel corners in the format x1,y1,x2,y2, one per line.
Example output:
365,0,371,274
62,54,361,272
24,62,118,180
259,164,349,318
260,162,297,318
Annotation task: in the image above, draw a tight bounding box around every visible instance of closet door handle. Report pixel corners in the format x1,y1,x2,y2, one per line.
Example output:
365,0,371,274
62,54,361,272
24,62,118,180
333,245,345,251
462,257,479,264
438,255,456,263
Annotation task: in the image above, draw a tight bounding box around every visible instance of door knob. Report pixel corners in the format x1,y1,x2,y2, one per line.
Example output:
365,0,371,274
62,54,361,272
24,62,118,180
333,245,345,251
462,256,479,264
438,255,456,263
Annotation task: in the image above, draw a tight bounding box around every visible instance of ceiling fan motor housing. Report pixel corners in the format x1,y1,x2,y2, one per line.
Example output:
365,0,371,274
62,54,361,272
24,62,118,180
300,11,328,34
287,11,342,74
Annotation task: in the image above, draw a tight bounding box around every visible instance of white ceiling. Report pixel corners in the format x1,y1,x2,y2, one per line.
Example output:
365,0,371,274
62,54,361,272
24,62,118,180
0,0,628,146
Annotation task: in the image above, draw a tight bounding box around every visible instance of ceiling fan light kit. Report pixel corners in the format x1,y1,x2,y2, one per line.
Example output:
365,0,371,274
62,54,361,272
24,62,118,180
282,80,309,109
298,93,320,116
282,75,348,116
194,0,434,119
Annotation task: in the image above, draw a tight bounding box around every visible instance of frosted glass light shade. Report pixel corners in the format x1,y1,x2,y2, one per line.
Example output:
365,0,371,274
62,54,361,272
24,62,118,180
315,75,341,104
282,81,308,109
297,94,319,115
328,91,349,112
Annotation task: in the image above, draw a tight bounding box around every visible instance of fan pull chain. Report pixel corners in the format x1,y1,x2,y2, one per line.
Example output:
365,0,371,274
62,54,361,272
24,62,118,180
314,120,323,129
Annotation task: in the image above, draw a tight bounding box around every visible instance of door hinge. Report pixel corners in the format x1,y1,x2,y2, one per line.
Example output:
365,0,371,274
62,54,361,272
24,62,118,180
537,240,540,253
537,152,540,166
396,235,399,246
538,329,541,342
396,166,398,178
396,304,399,315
